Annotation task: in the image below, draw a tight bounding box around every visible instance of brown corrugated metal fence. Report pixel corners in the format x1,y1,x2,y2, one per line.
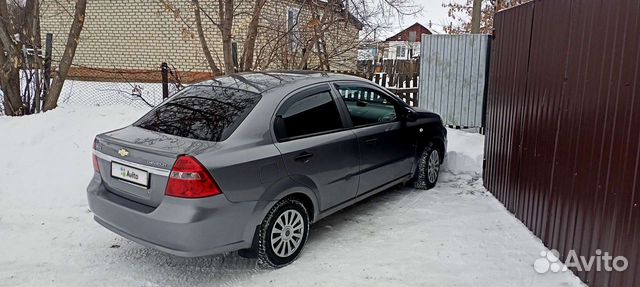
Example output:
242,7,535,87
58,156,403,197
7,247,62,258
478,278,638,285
484,0,640,285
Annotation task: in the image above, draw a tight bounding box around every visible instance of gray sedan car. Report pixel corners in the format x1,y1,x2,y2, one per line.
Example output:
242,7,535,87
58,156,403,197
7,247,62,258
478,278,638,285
88,71,447,267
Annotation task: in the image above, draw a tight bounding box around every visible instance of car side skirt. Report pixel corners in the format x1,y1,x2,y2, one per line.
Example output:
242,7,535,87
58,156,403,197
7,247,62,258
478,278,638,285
314,173,412,222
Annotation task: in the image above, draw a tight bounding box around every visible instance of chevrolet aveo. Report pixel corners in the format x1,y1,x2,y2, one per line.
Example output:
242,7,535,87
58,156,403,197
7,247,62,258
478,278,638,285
88,71,447,267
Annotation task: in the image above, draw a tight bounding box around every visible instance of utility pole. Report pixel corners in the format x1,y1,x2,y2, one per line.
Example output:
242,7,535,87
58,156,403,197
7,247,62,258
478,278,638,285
471,0,482,34
373,28,377,65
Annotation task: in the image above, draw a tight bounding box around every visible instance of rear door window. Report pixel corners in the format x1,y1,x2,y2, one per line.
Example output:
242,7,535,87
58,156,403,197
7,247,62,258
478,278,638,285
134,86,261,141
275,89,343,140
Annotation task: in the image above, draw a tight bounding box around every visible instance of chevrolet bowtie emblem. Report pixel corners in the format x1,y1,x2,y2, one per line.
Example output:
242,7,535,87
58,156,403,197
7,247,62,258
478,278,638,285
118,148,129,157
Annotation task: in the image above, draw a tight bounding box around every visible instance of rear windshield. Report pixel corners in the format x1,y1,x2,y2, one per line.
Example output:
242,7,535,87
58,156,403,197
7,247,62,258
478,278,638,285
134,86,261,141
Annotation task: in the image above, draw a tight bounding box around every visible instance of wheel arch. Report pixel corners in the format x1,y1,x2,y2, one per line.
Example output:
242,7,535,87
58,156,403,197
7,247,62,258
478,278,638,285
256,179,320,224
417,131,446,159
281,192,316,222
242,177,319,247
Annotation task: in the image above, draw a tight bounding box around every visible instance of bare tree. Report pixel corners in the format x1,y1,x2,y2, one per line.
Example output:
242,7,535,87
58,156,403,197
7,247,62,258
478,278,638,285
0,0,87,116
218,0,235,74
161,0,419,75
44,0,87,111
192,0,221,76
253,0,417,71
0,0,23,116
168,0,238,74
240,0,268,71
297,0,335,70
443,0,528,34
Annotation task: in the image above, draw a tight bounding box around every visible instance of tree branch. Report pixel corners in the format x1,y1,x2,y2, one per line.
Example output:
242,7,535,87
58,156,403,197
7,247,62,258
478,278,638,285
192,0,221,76
44,0,87,111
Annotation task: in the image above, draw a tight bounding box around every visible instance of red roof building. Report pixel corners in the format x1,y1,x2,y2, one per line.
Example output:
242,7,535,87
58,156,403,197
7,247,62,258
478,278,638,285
383,23,434,60
385,22,434,42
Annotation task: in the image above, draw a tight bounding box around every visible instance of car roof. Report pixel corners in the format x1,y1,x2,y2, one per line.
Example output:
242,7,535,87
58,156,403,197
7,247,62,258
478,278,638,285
198,71,365,93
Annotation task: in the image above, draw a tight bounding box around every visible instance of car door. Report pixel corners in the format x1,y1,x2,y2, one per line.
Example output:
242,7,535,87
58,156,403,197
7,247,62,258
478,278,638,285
273,84,360,211
333,82,415,196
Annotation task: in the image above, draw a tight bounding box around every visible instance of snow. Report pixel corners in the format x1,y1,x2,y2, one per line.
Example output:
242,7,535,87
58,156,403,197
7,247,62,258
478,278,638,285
0,105,583,286
442,129,485,175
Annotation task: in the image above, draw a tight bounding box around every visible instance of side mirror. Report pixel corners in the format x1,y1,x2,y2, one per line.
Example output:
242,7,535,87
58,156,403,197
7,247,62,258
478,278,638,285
400,107,418,122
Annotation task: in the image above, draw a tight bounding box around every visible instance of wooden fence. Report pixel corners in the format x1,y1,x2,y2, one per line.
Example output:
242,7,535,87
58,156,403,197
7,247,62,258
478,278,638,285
369,72,419,107
332,60,420,107
357,60,420,77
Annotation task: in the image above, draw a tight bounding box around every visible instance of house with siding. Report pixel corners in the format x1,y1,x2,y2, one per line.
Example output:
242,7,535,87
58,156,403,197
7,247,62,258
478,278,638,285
40,0,362,82
382,22,433,60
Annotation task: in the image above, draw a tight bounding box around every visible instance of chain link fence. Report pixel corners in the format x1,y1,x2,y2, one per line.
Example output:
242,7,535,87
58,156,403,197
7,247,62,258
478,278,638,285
0,62,185,116
59,80,172,109
59,62,184,109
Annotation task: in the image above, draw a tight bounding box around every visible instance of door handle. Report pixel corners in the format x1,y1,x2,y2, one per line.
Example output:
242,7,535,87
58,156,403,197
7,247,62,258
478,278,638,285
364,138,378,145
294,152,314,163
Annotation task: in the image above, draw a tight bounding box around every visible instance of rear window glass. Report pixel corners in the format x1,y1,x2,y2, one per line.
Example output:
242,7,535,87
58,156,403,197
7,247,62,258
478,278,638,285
134,86,261,141
276,91,343,140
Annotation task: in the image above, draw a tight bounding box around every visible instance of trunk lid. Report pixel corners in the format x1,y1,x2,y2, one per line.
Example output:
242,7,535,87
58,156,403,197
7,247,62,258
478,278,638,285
94,126,216,207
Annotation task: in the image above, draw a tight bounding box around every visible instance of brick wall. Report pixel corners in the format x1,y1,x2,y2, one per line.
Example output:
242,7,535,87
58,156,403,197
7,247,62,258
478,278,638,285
40,0,360,81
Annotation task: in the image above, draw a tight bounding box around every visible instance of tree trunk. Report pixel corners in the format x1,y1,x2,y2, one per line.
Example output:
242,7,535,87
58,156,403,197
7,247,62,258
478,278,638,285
25,0,43,113
240,0,267,71
218,0,235,74
0,68,23,116
43,0,87,111
0,0,23,116
193,0,221,77
471,0,482,34
24,0,42,49
297,1,331,70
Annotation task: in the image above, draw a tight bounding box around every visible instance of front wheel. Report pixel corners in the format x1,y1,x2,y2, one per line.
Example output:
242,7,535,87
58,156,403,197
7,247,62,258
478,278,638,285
257,198,310,268
412,142,441,190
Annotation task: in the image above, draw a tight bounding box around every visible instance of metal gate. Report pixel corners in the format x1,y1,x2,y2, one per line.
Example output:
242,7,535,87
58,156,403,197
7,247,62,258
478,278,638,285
485,0,640,285
418,34,491,128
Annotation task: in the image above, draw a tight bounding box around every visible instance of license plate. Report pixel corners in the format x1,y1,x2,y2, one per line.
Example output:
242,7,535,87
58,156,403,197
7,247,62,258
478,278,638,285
111,162,149,188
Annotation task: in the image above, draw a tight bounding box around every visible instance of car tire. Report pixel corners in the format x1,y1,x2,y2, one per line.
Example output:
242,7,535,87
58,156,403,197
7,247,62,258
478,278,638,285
412,142,441,190
257,198,310,268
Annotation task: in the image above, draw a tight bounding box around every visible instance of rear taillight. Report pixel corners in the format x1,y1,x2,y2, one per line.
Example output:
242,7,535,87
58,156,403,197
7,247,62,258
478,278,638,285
92,138,100,173
166,156,221,198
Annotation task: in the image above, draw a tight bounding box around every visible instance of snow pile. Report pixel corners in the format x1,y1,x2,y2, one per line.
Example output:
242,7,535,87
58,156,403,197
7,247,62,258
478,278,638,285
0,106,582,287
442,129,485,175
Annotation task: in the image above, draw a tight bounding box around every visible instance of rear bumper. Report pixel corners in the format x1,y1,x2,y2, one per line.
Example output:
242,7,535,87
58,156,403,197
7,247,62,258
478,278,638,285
87,174,260,257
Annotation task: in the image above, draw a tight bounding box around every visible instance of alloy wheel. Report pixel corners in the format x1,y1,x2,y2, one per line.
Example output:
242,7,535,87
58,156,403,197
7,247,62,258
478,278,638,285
270,209,305,257
427,150,440,184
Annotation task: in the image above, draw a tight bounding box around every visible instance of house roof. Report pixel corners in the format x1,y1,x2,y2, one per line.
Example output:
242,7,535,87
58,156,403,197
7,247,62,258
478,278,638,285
306,0,364,30
384,22,435,42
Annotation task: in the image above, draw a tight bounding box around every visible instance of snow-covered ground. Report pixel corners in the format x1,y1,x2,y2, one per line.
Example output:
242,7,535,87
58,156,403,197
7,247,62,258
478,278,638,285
0,105,583,287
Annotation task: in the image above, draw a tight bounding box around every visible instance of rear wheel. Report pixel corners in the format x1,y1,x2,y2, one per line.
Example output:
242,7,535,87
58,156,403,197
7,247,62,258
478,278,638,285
412,142,441,190
257,198,309,268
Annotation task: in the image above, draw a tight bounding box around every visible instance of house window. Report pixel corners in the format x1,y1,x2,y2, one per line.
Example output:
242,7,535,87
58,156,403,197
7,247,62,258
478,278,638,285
412,43,421,57
409,31,417,43
396,45,406,59
288,7,302,52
